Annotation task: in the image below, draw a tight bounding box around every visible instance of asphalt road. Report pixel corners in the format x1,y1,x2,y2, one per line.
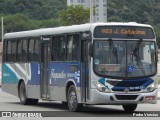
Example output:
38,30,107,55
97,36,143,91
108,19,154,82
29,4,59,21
0,88,160,118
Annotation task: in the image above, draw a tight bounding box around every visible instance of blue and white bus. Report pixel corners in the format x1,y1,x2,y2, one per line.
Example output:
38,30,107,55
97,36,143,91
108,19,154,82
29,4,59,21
1,22,158,112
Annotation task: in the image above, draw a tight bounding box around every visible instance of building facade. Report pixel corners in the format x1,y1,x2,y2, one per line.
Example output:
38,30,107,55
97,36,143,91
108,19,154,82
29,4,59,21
67,0,107,23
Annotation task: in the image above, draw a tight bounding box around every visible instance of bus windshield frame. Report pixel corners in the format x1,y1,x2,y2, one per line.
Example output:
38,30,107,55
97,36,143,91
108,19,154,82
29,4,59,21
93,39,157,79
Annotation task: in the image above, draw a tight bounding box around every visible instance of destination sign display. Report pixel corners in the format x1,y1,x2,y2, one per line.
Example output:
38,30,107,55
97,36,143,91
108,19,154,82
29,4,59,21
94,26,155,39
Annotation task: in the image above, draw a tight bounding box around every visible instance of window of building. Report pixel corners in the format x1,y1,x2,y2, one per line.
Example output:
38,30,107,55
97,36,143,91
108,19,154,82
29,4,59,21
96,9,99,13
96,13,99,16
81,0,85,3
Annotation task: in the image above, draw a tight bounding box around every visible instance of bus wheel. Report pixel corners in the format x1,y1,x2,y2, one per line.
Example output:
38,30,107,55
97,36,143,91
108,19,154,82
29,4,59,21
122,104,137,112
67,85,82,111
19,81,38,105
62,101,68,106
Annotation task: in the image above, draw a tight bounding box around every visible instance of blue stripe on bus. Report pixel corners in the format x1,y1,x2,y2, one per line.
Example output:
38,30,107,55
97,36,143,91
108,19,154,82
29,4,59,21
98,77,154,91
2,62,81,87
48,62,81,87
27,63,40,85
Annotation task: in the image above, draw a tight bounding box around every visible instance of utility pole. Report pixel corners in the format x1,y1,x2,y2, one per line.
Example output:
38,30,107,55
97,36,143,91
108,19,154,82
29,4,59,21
106,0,107,22
90,0,93,23
1,17,4,43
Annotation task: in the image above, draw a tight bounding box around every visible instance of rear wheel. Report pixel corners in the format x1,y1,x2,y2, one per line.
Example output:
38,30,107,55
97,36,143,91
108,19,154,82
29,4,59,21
122,104,137,112
67,85,82,111
62,101,68,106
19,81,38,105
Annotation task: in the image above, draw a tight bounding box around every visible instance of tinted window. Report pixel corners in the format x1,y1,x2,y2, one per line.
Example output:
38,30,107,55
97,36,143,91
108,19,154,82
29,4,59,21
17,40,22,61
29,38,40,61
22,39,28,61
52,37,58,61
66,34,80,61
34,39,40,60
6,41,12,61
57,36,66,61
11,41,16,61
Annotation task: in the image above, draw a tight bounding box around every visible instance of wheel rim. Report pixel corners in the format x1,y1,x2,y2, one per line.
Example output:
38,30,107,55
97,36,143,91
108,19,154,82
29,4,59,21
69,90,77,109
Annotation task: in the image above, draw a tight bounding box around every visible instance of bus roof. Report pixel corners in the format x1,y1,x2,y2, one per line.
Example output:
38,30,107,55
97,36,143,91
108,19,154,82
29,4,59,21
4,22,153,39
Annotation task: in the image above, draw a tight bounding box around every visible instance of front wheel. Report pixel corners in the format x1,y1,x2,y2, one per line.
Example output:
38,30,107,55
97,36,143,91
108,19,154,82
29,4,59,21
67,85,82,111
122,104,137,112
19,81,38,105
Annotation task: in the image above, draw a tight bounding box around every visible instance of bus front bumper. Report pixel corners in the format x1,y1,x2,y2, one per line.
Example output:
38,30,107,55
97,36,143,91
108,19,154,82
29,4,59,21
90,88,158,105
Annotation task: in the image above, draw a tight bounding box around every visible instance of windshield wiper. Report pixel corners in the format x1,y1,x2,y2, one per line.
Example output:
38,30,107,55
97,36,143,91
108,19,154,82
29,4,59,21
108,39,118,64
132,39,143,62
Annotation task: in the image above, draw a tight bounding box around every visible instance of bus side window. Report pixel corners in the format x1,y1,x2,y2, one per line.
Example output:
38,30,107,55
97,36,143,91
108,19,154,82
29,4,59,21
72,34,80,61
17,40,22,61
34,39,40,61
57,36,66,61
28,38,40,62
11,40,16,62
29,39,34,61
67,36,73,61
22,39,28,61
6,40,12,62
66,34,80,61
52,37,58,61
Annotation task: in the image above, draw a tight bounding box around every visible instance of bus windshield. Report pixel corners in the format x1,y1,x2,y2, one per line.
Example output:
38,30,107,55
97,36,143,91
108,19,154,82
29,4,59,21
93,40,156,78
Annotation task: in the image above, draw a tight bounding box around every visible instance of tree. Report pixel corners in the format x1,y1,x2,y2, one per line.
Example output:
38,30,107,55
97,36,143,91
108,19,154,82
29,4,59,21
59,5,90,26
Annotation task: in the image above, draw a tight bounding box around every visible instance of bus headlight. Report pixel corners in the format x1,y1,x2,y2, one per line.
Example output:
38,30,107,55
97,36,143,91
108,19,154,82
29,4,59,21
93,81,110,93
143,82,157,92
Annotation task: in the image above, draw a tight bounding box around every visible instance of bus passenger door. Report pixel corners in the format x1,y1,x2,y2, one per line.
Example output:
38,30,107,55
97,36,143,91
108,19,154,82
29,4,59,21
81,40,91,102
40,39,51,99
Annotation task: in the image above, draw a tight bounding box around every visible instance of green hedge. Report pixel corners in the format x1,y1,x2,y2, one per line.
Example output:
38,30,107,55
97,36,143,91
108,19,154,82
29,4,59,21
157,78,160,84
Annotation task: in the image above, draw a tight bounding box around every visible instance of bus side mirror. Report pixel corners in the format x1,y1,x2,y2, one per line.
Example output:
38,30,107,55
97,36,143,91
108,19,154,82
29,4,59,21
89,43,93,57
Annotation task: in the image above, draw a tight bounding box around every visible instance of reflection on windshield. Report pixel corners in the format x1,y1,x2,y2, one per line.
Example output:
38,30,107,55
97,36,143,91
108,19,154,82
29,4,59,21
94,40,156,78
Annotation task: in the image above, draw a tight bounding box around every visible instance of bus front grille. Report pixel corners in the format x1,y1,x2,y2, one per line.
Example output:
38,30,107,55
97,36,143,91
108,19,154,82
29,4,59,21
115,95,138,100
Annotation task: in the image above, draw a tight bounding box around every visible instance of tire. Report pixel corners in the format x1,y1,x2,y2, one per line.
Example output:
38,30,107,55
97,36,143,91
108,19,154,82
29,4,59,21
122,104,137,112
62,101,68,106
19,81,38,105
67,85,82,111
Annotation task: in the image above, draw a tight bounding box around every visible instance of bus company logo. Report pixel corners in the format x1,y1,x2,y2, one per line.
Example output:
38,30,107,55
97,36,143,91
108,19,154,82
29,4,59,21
50,69,66,80
124,88,129,93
